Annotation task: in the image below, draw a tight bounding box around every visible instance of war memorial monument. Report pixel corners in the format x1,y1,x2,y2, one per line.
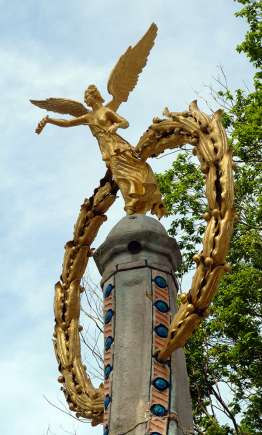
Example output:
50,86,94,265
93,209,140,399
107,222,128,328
31,23,234,435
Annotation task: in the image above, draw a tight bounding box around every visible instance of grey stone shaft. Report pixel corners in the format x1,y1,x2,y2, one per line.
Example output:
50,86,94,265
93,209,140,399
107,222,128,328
94,214,193,435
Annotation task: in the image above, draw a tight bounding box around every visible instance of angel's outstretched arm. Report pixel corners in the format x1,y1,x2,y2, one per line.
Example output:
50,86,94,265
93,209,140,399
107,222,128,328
35,113,92,134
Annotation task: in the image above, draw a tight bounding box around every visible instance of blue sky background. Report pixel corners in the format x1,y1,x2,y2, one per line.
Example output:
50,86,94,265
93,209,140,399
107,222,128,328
0,1,254,434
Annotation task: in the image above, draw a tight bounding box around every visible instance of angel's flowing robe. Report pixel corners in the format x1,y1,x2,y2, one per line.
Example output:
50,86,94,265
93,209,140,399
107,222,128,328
90,126,165,218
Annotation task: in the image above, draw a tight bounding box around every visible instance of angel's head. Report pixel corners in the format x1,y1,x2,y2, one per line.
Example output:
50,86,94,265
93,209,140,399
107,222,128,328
84,85,105,108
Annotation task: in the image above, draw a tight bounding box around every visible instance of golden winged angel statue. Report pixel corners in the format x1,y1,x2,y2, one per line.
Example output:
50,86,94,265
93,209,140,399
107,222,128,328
31,23,166,218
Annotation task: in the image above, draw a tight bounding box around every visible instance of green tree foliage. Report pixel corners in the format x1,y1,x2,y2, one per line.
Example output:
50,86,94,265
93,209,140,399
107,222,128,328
157,1,262,433
235,0,262,71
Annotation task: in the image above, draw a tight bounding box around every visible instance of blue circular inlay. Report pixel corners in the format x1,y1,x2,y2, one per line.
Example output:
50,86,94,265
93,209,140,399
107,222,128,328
150,404,167,417
150,433,162,435
104,364,113,380
103,426,109,435
103,283,113,299
154,300,169,313
104,394,111,410
154,324,168,338
104,309,114,324
154,275,167,288
152,377,170,391
104,336,114,351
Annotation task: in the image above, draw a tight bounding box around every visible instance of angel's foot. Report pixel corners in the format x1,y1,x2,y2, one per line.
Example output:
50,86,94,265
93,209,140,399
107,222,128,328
125,206,136,215
152,202,167,219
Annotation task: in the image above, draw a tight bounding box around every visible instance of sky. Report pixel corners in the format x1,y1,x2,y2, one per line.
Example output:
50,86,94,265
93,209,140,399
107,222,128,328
0,1,254,434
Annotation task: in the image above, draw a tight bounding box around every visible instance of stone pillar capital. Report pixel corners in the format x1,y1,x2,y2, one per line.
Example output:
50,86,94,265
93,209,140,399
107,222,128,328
94,214,181,277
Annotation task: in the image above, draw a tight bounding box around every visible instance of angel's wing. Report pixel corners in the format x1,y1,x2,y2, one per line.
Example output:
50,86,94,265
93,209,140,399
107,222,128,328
106,23,158,112
30,98,89,117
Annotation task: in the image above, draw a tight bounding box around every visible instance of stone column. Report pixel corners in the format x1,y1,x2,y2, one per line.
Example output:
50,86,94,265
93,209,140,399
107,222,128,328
94,214,193,435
